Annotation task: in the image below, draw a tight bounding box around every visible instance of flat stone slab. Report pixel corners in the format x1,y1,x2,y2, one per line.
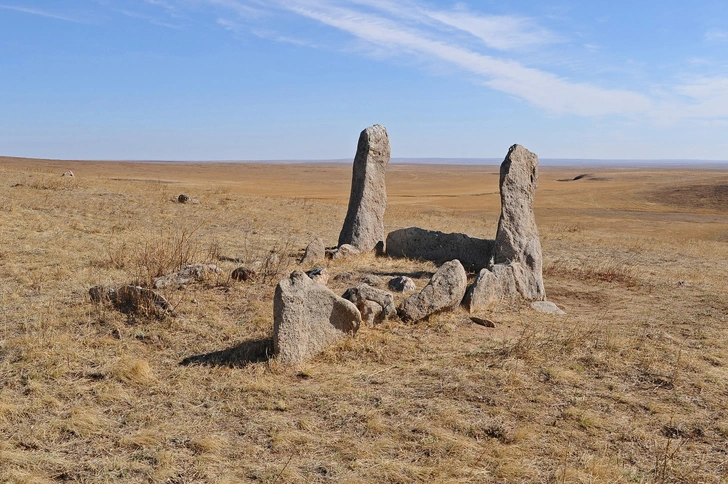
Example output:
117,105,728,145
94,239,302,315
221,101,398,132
386,227,494,272
531,301,566,315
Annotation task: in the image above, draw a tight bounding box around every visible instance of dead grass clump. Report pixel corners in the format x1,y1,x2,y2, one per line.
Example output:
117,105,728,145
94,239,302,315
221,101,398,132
107,357,156,386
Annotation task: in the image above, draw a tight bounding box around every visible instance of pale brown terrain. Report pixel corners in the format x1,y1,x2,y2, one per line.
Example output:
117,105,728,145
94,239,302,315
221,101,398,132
1,156,727,483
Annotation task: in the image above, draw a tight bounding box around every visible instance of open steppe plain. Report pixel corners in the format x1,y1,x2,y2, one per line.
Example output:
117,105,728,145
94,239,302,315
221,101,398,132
1,156,728,483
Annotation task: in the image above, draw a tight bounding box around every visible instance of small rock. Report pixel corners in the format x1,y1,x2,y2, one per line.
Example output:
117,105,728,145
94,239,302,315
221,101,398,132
342,283,396,325
530,301,566,315
470,317,496,328
333,272,354,282
332,244,361,260
300,237,326,266
388,276,416,293
89,285,116,302
178,194,191,203
398,260,467,323
274,271,361,365
61,170,74,178
153,264,220,289
360,274,383,287
306,266,329,285
231,267,257,282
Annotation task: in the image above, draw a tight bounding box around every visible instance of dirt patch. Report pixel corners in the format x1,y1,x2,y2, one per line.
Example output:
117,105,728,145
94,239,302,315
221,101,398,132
648,183,728,211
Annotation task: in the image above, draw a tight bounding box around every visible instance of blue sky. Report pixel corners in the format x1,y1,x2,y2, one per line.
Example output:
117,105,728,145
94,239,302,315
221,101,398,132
1,0,727,160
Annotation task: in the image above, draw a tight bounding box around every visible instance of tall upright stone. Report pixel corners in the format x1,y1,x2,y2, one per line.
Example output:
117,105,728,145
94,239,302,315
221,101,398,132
338,124,390,252
493,144,545,300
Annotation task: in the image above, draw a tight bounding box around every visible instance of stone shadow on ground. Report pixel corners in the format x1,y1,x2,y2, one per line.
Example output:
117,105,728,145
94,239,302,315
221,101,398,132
180,337,273,368
369,270,435,279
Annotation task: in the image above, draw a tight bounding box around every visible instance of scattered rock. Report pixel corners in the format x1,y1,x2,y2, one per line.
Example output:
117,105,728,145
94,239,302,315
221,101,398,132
333,272,354,282
470,317,496,328
398,260,467,323
360,274,383,287
273,271,361,366
342,283,396,325
153,264,220,289
231,267,257,282
531,301,566,315
388,276,416,293
300,237,325,266
89,285,116,302
332,244,361,260
493,144,545,301
61,170,74,178
338,124,390,252
385,227,494,272
178,194,191,203
306,266,329,285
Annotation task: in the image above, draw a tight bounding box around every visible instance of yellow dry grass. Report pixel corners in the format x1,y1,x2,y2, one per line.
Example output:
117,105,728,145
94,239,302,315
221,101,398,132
1,156,728,482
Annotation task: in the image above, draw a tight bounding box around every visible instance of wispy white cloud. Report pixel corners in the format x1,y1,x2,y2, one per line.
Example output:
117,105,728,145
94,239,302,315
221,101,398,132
116,8,182,28
0,4,83,23
704,28,728,43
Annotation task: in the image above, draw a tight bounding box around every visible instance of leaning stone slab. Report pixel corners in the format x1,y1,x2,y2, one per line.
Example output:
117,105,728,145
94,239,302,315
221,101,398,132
531,301,566,315
342,283,396,325
398,260,467,323
338,124,390,252
274,271,361,366
494,144,545,300
300,237,325,266
386,227,494,272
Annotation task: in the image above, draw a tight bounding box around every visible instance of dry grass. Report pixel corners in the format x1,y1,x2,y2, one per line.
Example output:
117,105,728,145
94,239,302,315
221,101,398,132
1,157,728,482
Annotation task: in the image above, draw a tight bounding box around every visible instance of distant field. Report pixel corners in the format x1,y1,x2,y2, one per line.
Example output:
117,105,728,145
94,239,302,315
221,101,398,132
1,156,727,482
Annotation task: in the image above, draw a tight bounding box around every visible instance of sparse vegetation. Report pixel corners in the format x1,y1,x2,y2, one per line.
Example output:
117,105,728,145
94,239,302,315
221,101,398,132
1,158,728,482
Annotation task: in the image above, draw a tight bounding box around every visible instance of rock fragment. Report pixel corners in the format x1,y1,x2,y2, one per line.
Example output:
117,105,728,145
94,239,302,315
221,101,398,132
306,266,329,285
153,264,220,289
338,124,390,252
342,283,396,325
398,260,467,323
274,271,361,366
360,274,383,287
388,276,416,293
331,244,361,261
178,194,190,203
61,170,74,178
300,237,325,266
531,301,566,315
90,285,170,314
231,267,257,282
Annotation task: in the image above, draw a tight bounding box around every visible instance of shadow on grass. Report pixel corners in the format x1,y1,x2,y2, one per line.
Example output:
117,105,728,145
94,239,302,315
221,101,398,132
370,270,434,279
180,337,273,368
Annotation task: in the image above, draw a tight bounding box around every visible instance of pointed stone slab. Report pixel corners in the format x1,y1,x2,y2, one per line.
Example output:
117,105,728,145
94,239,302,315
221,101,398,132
274,271,361,366
338,124,390,252
493,144,545,301
398,260,467,323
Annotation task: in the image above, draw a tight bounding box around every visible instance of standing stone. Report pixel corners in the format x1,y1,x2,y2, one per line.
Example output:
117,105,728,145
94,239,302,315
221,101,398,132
463,263,519,312
493,144,545,301
398,260,467,323
300,237,325,266
274,271,361,366
338,124,390,252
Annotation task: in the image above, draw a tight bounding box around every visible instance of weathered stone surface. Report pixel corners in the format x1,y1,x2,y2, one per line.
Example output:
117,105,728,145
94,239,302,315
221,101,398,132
338,124,390,252
153,264,220,289
494,144,545,300
333,272,353,282
332,244,361,261
385,227,494,271
388,276,416,293
274,271,361,365
398,260,467,323
463,263,520,312
342,283,396,325
300,237,325,266
360,274,383,287
231,267,257,282
306,266,329,285
531,301,566,315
